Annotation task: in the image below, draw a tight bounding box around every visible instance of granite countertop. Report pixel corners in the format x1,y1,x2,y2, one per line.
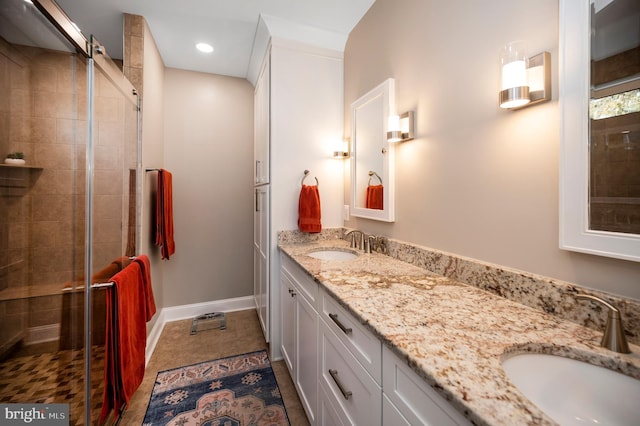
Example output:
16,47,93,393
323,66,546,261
278,239,640,426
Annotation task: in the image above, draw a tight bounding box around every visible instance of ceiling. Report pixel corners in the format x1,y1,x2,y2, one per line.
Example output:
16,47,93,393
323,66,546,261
55,0,375,80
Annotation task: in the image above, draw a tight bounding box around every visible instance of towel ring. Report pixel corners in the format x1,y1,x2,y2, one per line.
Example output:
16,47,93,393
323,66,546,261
368,171,382,186
302,170,319,187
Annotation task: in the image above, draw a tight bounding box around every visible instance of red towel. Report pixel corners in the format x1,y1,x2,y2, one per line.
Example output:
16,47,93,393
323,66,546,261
155,169,175,259
100,262,148,423
298,184,322,233
366,184,384,210
133,254,156,322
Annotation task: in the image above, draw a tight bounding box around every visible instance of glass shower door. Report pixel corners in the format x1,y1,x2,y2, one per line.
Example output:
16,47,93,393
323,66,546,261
0,0,91,424
0,1,141,424
87,35,141,424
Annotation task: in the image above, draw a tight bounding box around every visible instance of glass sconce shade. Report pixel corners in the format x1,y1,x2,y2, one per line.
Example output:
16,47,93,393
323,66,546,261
387,115,402,143
333,139,349,158
386,112,414,143
500,41,530,108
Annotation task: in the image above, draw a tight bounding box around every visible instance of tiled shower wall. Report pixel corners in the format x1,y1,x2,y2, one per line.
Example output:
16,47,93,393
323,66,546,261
0,36,130,354
590,111,640,235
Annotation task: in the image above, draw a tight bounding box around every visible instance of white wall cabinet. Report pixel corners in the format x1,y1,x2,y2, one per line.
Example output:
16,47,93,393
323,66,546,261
253,39,344,356
280,253,473,425
254,55,270,186
253,52,270,341
280,255,319,423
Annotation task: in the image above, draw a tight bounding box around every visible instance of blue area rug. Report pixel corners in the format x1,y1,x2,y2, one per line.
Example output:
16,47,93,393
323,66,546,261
142,350,290,425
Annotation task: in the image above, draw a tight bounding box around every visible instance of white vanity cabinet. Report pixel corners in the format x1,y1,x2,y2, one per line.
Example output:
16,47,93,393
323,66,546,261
382,346,472,425
280,255,319,424
280,252,471,426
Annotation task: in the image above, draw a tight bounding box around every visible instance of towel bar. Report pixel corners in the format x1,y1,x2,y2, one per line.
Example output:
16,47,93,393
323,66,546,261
60,256,137,292
61,282,114,292
368,170,382,186
302,169,319,186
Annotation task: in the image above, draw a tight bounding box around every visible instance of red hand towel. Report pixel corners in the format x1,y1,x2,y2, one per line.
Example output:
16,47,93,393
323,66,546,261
366,184,384,210
155,169,175,259
298,184,322,233
99,262,148,423
133,254,156,322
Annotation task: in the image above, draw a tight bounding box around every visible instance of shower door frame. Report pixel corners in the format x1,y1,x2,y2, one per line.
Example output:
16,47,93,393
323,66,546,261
32,1,141,423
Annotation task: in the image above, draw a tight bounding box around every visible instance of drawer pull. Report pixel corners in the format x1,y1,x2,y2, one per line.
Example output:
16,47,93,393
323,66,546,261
328,369,352,400
328,313,352,335
289,288,296,297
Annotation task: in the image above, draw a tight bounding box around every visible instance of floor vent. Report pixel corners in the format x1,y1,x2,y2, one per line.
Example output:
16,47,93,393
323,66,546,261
190,312,226,335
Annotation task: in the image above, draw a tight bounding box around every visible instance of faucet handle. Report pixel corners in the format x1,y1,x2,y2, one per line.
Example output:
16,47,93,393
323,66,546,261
576,293,630,354
349,233,357,248
364,235,376,253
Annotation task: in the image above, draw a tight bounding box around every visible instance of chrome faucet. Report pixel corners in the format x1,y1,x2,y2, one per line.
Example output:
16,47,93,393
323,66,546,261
576,293,630,354
344,230,381,253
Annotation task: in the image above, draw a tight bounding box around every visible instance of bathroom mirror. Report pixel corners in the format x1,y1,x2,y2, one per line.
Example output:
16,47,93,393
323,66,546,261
559,0,640,262
350,78,395,221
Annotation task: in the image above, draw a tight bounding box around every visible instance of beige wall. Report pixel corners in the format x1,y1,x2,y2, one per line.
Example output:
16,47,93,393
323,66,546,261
344,0,640,300
163,68,254,306
140,18,166,320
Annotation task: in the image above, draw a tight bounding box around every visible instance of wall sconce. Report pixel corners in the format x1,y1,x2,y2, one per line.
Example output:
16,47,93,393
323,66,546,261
499,41,551,110
333,139,350,158
387,111,415,143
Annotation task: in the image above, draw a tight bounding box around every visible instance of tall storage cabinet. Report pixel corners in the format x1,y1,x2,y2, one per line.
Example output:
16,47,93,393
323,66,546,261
252,38,344,359
254,54,270,340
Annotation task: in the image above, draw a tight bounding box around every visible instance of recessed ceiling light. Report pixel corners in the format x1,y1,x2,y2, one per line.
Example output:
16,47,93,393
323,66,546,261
196,43,214,53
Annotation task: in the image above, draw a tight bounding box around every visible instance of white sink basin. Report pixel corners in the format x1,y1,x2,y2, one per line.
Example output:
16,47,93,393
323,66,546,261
306,249,358,260
502,353,640,425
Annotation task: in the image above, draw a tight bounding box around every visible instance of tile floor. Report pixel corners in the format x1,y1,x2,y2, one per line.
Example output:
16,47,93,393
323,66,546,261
0,345,105,425
119,309,310,425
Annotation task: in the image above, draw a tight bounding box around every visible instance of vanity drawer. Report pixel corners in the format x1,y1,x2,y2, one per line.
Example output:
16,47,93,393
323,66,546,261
382,346,471,425
319,319,381,426
281,254,319,308
321,288,382,383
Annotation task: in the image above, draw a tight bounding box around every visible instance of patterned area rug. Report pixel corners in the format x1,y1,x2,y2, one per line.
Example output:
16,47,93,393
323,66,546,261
142,350,290,425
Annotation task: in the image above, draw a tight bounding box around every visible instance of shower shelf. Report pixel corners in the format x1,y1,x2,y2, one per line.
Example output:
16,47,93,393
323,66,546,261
0,164,43,170
0,164,43,190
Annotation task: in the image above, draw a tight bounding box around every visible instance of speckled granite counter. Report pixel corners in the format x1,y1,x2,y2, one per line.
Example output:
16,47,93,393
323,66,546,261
278,238,640,426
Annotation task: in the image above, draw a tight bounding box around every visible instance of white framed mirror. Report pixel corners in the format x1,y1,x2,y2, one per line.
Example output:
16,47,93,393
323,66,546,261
559,0,640,262
350,78,395,222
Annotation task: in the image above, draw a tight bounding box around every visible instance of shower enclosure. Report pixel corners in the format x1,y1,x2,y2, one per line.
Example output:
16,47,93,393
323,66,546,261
0,0,140,424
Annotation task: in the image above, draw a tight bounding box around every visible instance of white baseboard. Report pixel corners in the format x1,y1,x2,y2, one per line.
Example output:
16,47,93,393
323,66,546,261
145,295,255,364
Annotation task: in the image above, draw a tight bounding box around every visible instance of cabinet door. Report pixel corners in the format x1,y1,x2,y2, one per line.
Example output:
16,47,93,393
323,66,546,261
280,270,296,374
254,54,270,184
254,186,269,340
296,286,318,423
